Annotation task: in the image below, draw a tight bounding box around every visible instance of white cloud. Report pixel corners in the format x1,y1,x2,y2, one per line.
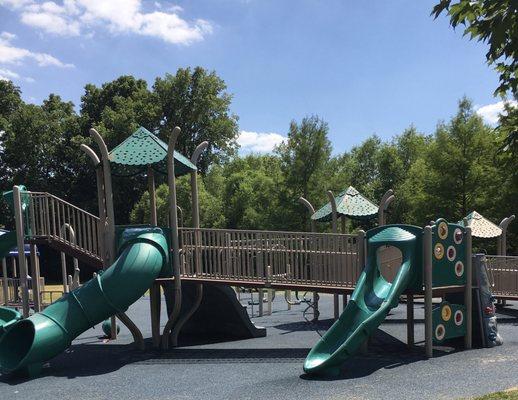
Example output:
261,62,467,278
0,67,20,80
238,130,287,153
476,100,518,125
0,0,212,45
0,31,74,67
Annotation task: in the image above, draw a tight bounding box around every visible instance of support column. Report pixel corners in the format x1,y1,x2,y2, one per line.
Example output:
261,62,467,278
90,130,144,348
299,196,319,321
13,186,30,317
424,225,433,358
327,190,339,321
2,258,8,305
498,215,515,256
81,143,116,338
161,127,183,350
406,293,414,347
377,189,395,226
147,165,161,348
465,226,472,350
29,244,41,312
169,141,209,347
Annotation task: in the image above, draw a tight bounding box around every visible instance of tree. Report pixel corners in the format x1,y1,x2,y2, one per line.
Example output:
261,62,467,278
432,0,518,150
221,155,285,230
408,98,502,223
275,116,332,230
130,173,226,229
153,67,239,172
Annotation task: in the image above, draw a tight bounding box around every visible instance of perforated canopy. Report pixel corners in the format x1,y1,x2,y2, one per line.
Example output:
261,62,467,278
458,211,502,238
108,127,197,177
311,186,379,222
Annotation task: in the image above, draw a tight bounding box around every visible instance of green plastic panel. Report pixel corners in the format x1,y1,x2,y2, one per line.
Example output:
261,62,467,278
108,126,197,177
311,186,378,222
432,301,466,343
431,219,467,287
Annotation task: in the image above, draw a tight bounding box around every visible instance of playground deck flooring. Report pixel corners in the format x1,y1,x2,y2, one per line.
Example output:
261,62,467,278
1,293,517,400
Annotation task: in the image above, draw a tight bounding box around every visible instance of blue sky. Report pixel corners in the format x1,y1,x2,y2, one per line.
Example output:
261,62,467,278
0,0,507,154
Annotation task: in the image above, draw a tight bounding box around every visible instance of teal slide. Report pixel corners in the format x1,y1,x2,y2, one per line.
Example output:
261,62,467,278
0,227,169,376
304,225,422,375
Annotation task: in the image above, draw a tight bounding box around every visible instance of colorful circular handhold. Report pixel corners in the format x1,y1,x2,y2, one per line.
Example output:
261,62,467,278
454,228,463,244
441,304,452,322
434,243,444,260
454,310,464,326
438,222,448,240
455,261,464,277
435,324,446,341
447,245,456,262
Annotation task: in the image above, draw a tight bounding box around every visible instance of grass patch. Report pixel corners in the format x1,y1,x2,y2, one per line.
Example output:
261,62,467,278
472,389,518,400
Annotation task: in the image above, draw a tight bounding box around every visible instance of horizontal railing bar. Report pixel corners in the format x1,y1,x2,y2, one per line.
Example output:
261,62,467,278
179,227,357,239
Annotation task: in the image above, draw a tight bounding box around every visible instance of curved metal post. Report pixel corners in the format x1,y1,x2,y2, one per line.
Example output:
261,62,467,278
299,197,316,232
13,186,30,317
60,223,79,291
378,189,394,226
90,129,144,348
162,127,182,349
298,196,319,320
498,215,515,256
169,141,209,347
177,206,184,228
80,144,106,261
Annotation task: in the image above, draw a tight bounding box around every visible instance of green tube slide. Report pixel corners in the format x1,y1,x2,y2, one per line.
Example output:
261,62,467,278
0,227,169,376
303,225,421,376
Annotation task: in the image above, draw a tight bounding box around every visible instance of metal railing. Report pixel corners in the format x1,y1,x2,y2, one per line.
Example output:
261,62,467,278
25,192,102,262
485,255,518,298
179,228,362,288
0,277,45,305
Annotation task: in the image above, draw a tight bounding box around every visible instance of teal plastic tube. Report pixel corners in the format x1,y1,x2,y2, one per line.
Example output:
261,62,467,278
0,228,168,376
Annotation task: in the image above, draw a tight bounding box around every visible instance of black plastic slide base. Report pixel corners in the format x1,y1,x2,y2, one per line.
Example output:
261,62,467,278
176,281,266,344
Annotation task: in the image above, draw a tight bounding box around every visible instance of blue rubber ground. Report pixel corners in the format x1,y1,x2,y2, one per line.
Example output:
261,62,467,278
0,293,517,399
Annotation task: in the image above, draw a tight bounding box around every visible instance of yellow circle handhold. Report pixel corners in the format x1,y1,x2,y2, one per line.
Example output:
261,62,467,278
438,221,448,240
434,243,444,260
441,304,452,321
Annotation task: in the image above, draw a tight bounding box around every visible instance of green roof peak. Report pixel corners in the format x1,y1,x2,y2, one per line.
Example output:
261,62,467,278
311,185,378,222
108,126,197,177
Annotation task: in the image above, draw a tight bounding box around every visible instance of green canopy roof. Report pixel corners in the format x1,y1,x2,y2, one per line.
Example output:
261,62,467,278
458,211,502,238
108,127,197,177
311,186,379,222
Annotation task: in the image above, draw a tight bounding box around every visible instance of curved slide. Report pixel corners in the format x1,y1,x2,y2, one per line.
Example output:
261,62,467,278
304,225,421,375
0,227,168,376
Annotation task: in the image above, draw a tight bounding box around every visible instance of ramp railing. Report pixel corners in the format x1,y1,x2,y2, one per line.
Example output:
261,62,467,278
485,255,518,299
24,192,102,266
179,228,361,288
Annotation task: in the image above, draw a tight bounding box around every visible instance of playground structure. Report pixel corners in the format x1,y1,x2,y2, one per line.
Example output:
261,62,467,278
0,125,514,377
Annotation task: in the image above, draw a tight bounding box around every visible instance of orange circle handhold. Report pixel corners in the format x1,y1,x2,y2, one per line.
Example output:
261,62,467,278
441,304,452,321
438,222,448,240
434,243,445,260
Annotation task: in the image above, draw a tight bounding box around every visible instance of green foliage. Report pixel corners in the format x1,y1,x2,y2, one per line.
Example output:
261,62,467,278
432,0,518,152
153,67,239,172
275,115,332,229
432,0,517,97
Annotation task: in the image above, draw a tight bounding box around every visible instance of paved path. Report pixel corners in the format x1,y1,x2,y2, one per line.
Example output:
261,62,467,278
1,293,517,400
